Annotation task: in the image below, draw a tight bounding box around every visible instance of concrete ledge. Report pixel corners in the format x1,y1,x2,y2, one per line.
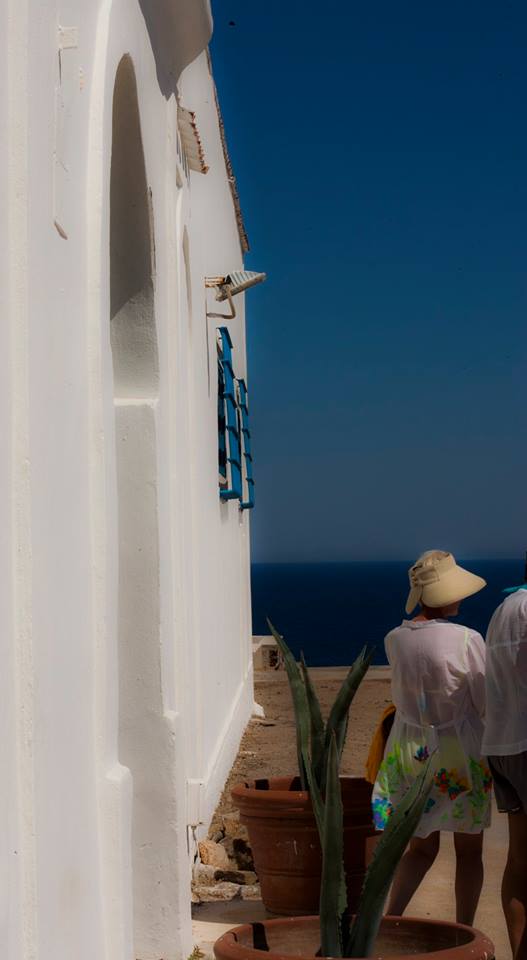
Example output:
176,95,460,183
252,636,282,671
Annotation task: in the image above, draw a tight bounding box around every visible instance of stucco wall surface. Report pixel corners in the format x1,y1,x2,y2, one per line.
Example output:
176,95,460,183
1,2,254,959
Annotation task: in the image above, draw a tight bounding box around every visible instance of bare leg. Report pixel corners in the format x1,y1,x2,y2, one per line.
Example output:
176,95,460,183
453,832,484,925
387,832,440,916
502,813,527,960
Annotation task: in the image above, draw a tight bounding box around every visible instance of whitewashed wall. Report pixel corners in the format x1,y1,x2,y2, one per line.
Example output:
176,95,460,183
1,3,255,959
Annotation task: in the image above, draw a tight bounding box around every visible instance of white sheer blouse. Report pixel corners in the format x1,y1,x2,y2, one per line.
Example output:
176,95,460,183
483,589,527,756
386,619,486,729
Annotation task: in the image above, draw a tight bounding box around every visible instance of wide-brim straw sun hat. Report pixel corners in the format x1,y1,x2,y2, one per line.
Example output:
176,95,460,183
405,550,486,615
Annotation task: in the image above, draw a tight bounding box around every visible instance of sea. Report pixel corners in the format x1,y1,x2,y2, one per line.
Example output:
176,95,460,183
251,560,524,667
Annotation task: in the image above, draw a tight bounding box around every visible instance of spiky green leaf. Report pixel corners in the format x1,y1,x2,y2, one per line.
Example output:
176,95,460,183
267,618,310,790
319,734,346,958
266,620,327,836
300,653,326,784
267,620,326,833
322,646,375,788
345,757,435,958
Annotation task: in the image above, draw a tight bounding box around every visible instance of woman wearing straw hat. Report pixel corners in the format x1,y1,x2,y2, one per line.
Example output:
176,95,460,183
372,550,491,925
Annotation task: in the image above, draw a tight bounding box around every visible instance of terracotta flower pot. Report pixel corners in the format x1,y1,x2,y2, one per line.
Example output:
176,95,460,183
231,776,377,916
214,915,495,960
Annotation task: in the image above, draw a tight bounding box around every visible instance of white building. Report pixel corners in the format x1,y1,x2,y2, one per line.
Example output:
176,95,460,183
1,3,260,958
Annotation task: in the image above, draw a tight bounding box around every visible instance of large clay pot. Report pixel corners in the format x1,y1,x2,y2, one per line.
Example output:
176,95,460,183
231,776,377,916
214,915,495,960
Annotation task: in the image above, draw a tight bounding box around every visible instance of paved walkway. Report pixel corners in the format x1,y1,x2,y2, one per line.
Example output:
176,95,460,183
407,799,509,959
193,801,510,958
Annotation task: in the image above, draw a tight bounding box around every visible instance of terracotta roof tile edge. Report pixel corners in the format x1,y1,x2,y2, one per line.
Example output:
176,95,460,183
177,105,210,174
206,49,250,254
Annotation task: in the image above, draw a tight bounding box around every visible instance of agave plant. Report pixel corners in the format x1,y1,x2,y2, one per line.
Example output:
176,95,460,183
268,620,434,959
267,619,374,795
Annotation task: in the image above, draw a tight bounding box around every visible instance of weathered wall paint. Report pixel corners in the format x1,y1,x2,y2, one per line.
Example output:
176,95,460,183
1,3,254,958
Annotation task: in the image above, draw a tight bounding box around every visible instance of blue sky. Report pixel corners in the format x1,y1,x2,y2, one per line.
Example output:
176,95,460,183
210,1,527,562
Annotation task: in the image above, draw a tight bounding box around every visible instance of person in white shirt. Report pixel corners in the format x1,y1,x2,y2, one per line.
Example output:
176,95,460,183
373,550,489,924
483,587,527,960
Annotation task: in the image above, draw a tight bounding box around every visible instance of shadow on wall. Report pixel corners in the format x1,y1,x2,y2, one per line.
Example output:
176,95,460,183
111,54,178,957
110,55,159,395
137,0,213,97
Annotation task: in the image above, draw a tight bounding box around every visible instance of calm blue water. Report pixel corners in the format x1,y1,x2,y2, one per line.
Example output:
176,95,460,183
251,560,524,666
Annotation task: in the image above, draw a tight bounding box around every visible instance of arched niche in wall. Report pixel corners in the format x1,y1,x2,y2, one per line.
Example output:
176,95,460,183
110,55,180,958
110,55,158,398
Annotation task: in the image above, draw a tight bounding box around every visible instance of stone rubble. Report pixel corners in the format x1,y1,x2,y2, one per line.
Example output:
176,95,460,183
197,839,230,869
192,811,261,905
240,884,262,901
195,881,242,902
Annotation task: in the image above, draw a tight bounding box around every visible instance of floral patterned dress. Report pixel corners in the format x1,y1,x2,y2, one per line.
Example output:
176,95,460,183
372,619,492,837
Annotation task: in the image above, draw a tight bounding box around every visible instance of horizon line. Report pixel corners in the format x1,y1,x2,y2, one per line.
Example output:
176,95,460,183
250,557,522,565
